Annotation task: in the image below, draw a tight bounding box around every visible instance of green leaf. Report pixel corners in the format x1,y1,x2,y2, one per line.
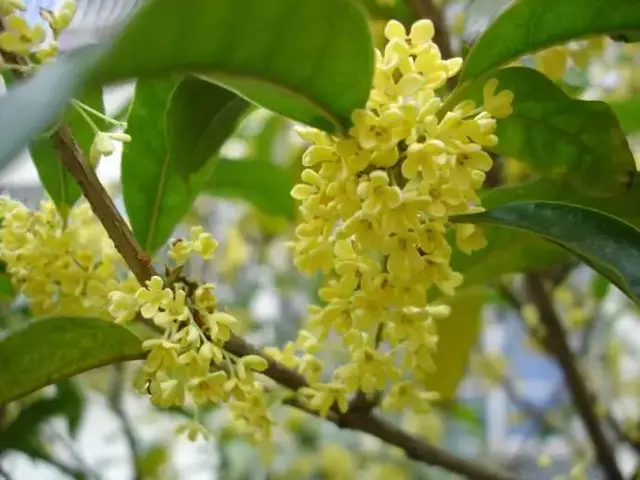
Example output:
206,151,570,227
424,288,485,400
468,67,635,197
0,380,84,450
482,178,640,227
460,0,640,83
610,95,640,134
167,76,249,179
453,202,640,305
454,178,640,286
30,88,106,216
203,158,295,220
91,0,374,133
452,227,568,287
123,78,246,253
0,46,102,168
0,317,143,406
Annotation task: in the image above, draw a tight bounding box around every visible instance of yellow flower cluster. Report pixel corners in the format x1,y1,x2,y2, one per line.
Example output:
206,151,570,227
0,0,76,65
276,19,512,417
0,197,136,317
110,227,273,444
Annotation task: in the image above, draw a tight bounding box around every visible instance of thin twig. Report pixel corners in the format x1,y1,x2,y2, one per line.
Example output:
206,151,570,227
52,120,517,480
525,273,622,480
108,365,142,480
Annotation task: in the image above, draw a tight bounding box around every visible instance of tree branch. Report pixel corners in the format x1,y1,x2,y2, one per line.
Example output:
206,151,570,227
53,122,517,480
525,273,622,480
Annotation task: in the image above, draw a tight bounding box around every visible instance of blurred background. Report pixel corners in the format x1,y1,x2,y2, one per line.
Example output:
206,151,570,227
2,0,640,479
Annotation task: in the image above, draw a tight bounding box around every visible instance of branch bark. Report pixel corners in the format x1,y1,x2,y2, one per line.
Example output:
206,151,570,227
525,273,622,480
53,121,517,480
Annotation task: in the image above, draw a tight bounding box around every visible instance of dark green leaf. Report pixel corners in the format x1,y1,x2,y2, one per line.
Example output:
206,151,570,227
0,46,102,169
0,317,143,406
460,0,640,83
610,31,640,43
54,380,85,437
453,177,640,286
468,67,635,197
453,202,640,305
123,78,246,253
30,88,106,216
482,178,640,227
0,380,84,450
610,95,640,134
203,158,295,220
91,0,374,133
167,76,249,179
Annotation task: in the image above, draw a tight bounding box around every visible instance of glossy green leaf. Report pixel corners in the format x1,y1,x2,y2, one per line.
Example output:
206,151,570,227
167,76,249,179
30,88,106,216
469,67,635,197
482,178,640,227
0,317,143,406
451,178,640,286
460,0,640,83
610,95,640,134
123,78,246,253
204,158,295,220
425,288,485,400
0,46,102,169
453,202,640,305
91,0,374,133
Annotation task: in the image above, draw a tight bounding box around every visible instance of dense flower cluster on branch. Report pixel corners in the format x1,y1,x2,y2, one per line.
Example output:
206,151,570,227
272,19,512,417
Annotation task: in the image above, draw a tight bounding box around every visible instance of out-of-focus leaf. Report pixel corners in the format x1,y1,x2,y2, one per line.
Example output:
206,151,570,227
424,288,486,400
0,46,102,169
0,317,143,405
609,95,640,134
91,0,374,133
454,202,640,305
204,158,295,220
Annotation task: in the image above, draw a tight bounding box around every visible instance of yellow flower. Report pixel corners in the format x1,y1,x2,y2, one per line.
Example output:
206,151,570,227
136,276,172,319
108,290,139,324
384,19,435,55
357,170,402,214
483,78,514,119
154,288,190,328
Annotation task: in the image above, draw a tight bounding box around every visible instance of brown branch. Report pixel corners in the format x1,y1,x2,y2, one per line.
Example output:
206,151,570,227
525,273,622,480
52,122,517,480
286,397,515,480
